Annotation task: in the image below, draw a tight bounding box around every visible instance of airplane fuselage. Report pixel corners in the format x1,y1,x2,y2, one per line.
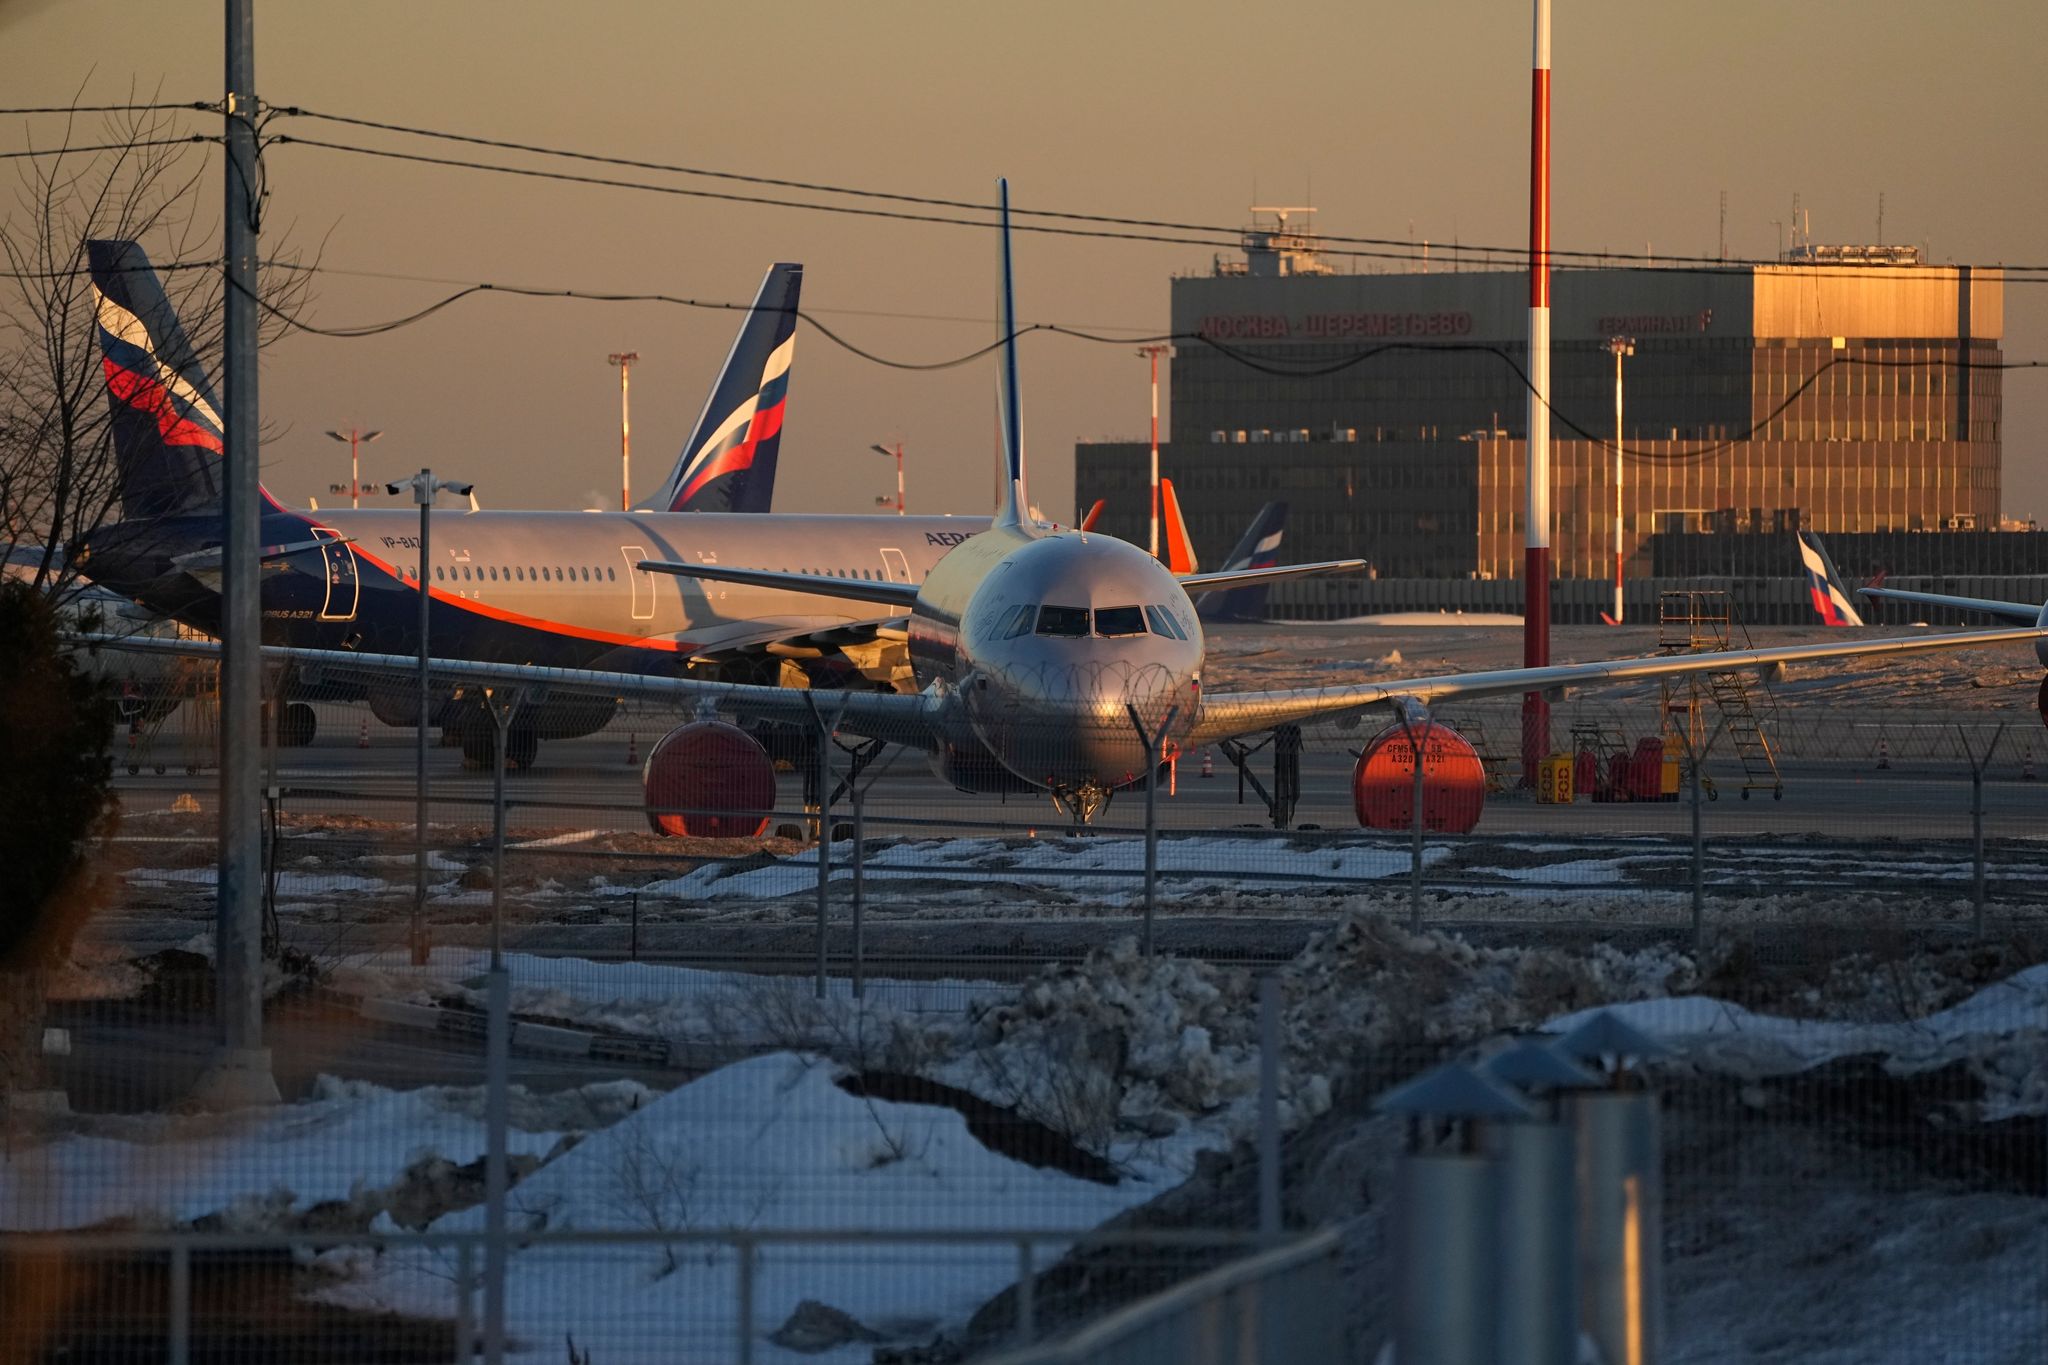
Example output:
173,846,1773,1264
80,507,985,677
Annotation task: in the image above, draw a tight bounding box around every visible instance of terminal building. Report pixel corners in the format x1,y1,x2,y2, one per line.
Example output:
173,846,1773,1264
1075,213,2010,618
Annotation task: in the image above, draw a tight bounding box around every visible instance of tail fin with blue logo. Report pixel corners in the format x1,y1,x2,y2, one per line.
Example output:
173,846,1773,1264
88,239,233,519
656,262,801,514
1197,501,1290,622
1796,530,1865,627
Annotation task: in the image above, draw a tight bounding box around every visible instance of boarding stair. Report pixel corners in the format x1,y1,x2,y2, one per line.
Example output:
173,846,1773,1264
1657,589,1783,800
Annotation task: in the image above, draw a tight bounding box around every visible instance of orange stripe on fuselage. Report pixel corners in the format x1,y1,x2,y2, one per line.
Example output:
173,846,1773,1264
334,531,693,654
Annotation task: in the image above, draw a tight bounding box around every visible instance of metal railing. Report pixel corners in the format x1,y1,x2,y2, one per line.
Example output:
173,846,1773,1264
979,1226,1347,1365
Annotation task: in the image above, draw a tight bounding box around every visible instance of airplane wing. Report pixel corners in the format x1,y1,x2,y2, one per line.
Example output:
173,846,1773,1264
1858,587,2042,623
1179,559,1367,596
1187,624,2048,746
637,559,921,610
680,615,908,664
75,634,938,748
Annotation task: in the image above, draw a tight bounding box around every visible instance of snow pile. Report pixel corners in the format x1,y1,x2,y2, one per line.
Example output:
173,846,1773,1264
930,918,1691,1151
1550,963,2048,1119
334,1053,1176,1364
2,1076,651,1232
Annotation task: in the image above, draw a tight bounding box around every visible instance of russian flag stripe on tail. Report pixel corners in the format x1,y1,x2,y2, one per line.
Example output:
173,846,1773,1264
88,239,242,519
1797,531,1864,627
660,263,801,514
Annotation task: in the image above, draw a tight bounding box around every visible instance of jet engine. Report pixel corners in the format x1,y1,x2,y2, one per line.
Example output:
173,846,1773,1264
643,719,777,838
1352,720,1486,834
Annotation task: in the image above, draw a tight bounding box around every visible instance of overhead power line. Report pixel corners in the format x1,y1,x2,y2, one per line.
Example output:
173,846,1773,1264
0,136,215,161
267,105,2048,283
0,101,213,116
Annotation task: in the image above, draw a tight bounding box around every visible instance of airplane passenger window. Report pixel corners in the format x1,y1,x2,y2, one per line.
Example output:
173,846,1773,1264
514,567,524,581
1095,605,1146,637
1035,605,1090,638
488,566,498,581
607,567,616,580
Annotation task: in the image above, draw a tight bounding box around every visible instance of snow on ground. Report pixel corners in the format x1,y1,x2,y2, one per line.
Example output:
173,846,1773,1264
2,1077,652,1232
1549,963,2048,1118
329,946,1002,1039
625,833,1448,904
328,1052,1188,1364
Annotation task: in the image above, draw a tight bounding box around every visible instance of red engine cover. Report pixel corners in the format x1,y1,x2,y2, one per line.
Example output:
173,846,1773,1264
643,720,777,838
1352,721,1486,834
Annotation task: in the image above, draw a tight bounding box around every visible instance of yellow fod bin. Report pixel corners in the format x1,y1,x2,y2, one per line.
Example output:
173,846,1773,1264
1536,753,1574,804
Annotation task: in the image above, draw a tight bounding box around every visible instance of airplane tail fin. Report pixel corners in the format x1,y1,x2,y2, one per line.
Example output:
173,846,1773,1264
1160,477,1197,574
992,180,1029,532
87,239,231,519
658,262,801,514
1796,530,1865,627
1197,501,1289,622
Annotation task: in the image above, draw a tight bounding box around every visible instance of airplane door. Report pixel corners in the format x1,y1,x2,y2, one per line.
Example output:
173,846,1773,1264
620,544,656,621
313,528,360,621
879,547,912,584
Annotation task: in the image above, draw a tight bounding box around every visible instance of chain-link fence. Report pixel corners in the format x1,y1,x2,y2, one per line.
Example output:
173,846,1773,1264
10,649,2046,1361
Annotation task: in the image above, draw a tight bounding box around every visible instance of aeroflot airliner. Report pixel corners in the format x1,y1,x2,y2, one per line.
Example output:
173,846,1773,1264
74,242,994,758
89,185,2047,819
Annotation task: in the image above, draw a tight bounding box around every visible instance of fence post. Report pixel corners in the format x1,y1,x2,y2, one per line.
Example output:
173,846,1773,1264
1015,1238,1037,1347
168,1241,191,1365
737,1235,756,1365
455,1240,475,1365
1398,712,1427,933
1127,704,1178,960
851,784,866,1000
482,689,519,1365
1259,973,1282,1240
804,694,847,998
629,892,640,963
1961,724,2005,938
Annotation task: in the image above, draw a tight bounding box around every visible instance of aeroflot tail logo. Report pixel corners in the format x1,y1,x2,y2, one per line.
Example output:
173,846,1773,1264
671,335,792,509
93,286,225,454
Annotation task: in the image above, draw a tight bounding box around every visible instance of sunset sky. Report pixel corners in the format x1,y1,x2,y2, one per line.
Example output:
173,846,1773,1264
5,0,2044,524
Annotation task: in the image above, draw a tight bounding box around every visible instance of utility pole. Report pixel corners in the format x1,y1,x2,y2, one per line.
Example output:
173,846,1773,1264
1521,0,1555,786
325,427,381,509
195,0,277,1108
608,352,637,511
870,442,905,513
1607,337,1634,623
1138,345,1171,559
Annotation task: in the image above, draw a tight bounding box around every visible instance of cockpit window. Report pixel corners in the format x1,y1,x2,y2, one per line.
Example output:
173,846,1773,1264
1035,605,1090,638
1144,605,1187,640
1001,604,1035,638
1094,605,1147,637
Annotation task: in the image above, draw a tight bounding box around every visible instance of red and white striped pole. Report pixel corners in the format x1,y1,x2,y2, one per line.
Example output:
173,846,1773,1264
1521,0,1554,786
1139,344,1170,559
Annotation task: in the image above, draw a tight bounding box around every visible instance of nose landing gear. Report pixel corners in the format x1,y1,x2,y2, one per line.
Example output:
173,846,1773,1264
1049,779,1112,829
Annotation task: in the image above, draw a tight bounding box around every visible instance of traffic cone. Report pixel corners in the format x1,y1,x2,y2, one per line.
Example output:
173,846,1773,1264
2024,745,2037,781
1875,736,1890,770
357,715,370,749
626,731,638,766
1200,750,1214,778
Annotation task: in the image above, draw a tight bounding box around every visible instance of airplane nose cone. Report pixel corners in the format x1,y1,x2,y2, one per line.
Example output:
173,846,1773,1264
967,656,1196,787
